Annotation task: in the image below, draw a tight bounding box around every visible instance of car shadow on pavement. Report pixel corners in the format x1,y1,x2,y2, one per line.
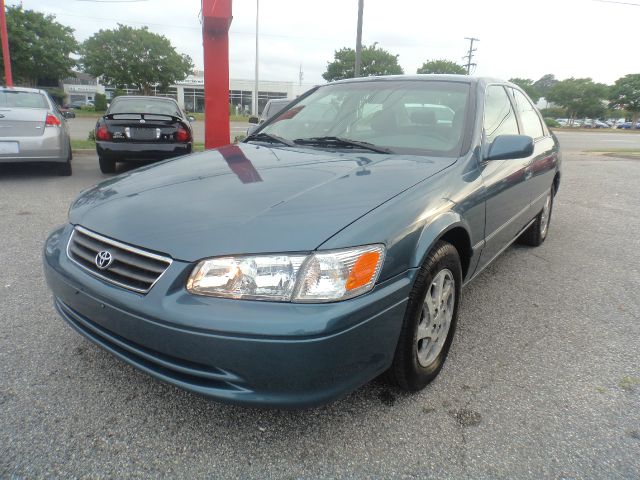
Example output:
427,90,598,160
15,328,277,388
0,162,63,179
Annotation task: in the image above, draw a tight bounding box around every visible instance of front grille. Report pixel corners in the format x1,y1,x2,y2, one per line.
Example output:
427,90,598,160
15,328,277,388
67,226,172,293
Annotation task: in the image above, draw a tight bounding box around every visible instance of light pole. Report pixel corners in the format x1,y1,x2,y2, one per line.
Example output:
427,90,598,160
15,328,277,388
0,0,12,87
354,0,364,77
252,0,259,115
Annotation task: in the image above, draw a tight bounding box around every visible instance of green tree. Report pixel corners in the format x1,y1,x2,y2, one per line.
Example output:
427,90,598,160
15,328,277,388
533,74,558,99
0,6,77,86
80,25,193,95
322,43,403,81
609,74,640,125
546,78,608,122
509,78,541,103
417,59,466,75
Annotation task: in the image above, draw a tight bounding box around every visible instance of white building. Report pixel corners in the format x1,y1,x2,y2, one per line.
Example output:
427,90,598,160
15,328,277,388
62,70,312,114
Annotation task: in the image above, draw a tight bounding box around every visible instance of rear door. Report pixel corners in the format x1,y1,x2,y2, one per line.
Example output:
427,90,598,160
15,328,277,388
477,85,532,270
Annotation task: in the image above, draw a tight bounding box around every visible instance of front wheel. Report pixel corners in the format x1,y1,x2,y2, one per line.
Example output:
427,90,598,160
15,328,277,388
99,156,116,174
387,241,462,391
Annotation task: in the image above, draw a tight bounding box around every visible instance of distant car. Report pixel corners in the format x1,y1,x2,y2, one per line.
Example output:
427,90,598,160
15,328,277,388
94,96,193,173
58,106,76,119
0,86,72,175
617,121,640,129
247,98,293,135
64,103,84,110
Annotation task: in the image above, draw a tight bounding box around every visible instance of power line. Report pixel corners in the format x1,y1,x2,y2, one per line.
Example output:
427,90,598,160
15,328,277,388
593,0,640,6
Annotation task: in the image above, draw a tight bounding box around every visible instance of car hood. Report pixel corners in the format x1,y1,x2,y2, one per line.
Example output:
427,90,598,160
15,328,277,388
69,144,455,261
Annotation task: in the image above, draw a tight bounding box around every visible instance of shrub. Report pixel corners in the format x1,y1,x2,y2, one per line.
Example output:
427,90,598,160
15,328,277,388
544,117,561,128
94,93,107,111
87,130,96,141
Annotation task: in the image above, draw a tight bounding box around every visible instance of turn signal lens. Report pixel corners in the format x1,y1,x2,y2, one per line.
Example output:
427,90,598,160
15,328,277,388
345,251,381,291
45,113,61,127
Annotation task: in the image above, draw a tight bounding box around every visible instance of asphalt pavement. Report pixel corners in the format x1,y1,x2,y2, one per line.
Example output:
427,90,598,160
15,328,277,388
0,132,638,478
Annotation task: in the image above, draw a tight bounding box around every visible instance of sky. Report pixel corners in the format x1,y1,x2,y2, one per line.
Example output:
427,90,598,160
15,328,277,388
8,0,640,87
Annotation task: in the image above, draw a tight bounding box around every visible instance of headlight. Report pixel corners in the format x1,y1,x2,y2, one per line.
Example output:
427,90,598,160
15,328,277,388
186,244,385,303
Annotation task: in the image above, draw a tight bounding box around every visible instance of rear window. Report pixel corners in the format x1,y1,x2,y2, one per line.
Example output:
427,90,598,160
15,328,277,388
109,98,181,117
0,91,48,109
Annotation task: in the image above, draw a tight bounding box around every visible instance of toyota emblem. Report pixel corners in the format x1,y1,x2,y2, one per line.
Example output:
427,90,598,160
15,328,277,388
95,251,114,270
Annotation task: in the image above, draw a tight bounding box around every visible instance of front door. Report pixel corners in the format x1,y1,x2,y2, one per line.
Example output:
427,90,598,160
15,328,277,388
477,85,533,271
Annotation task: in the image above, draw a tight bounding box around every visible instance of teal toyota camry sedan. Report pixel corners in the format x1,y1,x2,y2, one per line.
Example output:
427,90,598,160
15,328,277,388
43,75,561,408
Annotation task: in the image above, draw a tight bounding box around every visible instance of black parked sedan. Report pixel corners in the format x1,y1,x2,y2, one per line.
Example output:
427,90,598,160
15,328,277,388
95,96,193,173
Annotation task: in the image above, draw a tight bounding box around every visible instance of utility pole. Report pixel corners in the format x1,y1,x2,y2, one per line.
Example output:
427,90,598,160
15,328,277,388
354,0,364,77
463,37,479,75
0,0,12,87
298,63,303,86
252,0,259,115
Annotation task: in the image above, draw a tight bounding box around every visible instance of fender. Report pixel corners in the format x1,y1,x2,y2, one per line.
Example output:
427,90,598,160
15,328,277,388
411,209,477,280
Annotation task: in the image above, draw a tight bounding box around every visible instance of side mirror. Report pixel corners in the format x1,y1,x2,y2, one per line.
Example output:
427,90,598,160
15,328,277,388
188,116,196,122
248,116,259,124
486,134,534,161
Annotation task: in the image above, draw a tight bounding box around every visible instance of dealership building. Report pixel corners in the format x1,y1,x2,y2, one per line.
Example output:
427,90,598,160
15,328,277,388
62,70,309,114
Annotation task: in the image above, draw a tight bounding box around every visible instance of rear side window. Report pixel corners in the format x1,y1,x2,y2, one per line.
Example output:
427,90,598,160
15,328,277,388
511,89,544,139
0,91,48,109
484,85,519,142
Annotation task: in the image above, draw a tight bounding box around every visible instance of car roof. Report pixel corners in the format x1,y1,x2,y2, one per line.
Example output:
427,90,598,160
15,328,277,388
113,96,178,102
326,74,512,88
0,86,48,95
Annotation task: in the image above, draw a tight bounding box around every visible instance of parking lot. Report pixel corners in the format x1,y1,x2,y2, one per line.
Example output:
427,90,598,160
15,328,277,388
1,131,638,478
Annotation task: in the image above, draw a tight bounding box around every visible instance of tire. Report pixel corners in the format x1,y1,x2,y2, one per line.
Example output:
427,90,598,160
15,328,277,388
387,240,462,391
518,185,554,247
57,159,72,176
99,155,116,174
56,143,73,176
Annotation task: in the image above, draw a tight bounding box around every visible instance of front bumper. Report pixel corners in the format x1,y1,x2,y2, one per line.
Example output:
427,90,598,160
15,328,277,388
96,141,191,161
43,225,414,408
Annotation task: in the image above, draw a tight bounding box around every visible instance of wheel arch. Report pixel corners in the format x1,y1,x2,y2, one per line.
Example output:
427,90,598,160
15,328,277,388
411,212,474,281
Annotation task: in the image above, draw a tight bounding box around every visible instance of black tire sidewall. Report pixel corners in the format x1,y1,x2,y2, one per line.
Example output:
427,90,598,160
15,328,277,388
393,242,462,390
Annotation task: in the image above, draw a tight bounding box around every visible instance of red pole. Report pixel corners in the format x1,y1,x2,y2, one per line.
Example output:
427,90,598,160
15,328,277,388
0,0,12,87
202,0,232,149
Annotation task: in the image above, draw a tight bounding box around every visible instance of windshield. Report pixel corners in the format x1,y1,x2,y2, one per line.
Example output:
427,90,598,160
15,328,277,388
259,80,470,156
108,98,181,116
0,90,49,109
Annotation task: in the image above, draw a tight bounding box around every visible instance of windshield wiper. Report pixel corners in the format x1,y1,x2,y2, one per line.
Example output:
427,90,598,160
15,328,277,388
245,132,296,147
293,136,392,154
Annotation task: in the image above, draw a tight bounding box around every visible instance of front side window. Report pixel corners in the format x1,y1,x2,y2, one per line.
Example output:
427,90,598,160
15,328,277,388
260,80,471,157
483,85,519,143
511,89,544,139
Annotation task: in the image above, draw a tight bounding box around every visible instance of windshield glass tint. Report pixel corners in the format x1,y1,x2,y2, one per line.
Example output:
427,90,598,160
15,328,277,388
109,98,181,116
261,80,470,156
0,91,48,109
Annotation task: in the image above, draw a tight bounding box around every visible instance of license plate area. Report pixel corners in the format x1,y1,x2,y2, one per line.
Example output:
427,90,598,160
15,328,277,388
0,141,19,154
126,127,160,140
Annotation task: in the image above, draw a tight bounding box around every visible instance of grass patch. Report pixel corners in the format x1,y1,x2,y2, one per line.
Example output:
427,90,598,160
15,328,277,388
71,139,96,150
619,376,640,391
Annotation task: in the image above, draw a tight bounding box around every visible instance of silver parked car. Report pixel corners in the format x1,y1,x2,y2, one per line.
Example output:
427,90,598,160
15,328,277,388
0,86,72,175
